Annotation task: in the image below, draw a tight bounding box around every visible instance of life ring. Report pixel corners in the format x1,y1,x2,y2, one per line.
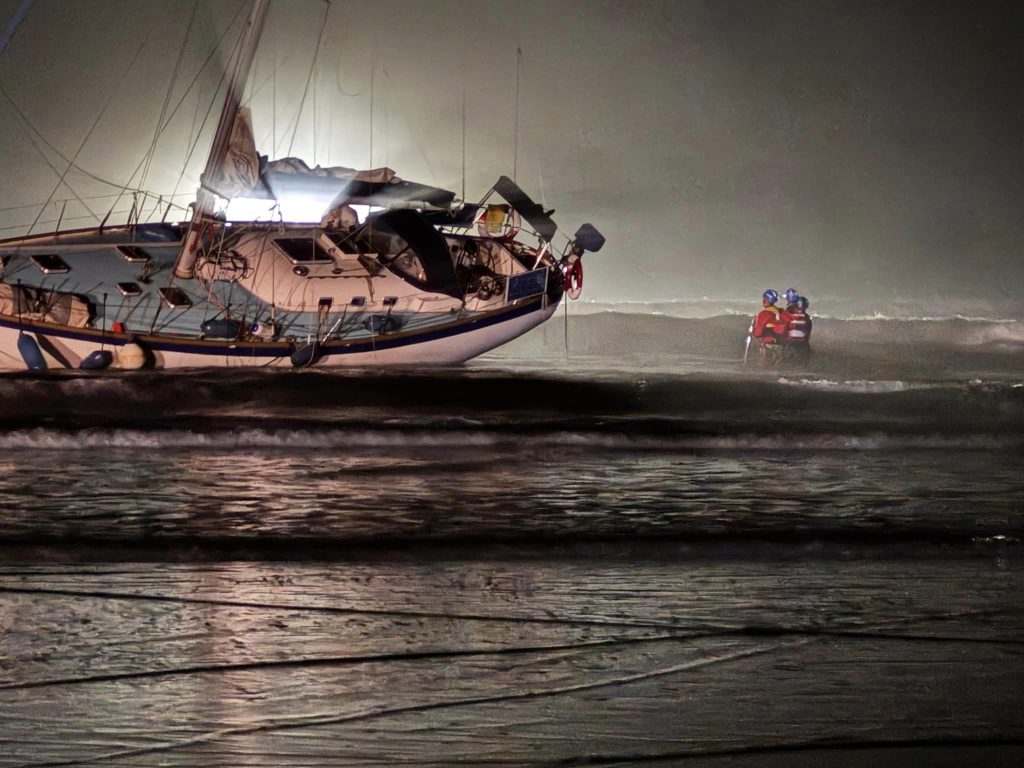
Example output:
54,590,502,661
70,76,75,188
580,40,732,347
476,204,520,241
563,257,583,300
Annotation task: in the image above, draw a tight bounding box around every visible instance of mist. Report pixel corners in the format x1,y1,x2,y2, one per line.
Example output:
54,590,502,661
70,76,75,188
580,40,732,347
1,0,1022,311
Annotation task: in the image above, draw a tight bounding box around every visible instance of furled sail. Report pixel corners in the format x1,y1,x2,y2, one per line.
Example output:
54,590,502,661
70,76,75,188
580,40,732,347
201,106,259,199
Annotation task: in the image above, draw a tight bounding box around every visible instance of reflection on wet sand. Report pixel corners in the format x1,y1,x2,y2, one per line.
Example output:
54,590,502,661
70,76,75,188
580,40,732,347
1,555,1022,765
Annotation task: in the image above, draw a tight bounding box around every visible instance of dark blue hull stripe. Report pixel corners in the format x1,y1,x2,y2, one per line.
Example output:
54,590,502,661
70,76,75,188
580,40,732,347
0,298,547,359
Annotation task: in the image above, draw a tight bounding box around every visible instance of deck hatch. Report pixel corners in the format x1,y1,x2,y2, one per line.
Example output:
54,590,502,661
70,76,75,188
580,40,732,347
117,245,151,263
116,282,141,297
30,254,70,274
158,286,192,308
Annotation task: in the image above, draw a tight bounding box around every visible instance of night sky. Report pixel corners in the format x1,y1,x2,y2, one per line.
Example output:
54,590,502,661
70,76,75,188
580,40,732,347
1,0,1022,307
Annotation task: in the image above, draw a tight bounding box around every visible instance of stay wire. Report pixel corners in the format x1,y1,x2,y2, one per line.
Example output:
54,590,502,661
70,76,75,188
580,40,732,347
285,0,332,159
139,0,200,195
20,21,157,239
1,0,248,208
165,16,248,217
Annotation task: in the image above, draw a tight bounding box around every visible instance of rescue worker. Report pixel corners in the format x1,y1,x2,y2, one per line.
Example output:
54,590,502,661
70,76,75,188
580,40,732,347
750,289,790,365
797,296,812,341
784,293,812,362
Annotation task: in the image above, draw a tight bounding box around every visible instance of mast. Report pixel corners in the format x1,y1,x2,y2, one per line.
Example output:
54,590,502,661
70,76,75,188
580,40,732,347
174,0,270,279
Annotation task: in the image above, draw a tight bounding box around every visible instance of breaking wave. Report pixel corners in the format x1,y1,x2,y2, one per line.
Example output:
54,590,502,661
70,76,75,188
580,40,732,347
0,426,1021,452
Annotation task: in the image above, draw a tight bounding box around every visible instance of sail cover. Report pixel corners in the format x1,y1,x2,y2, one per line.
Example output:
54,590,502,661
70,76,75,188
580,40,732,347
258,164,457,211
202,107,260,199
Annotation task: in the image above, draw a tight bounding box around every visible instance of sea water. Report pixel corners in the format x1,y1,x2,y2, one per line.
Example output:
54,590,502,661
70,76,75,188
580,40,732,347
0,310,1022,766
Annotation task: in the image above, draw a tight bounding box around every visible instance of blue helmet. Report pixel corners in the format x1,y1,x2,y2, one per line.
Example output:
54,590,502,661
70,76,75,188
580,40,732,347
797,296,809,311
762,289,778,305
783,287,800,305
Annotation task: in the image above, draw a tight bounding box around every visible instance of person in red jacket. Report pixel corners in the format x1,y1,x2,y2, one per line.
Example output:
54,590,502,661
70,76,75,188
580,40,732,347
747,289,791,366
752,289,790,341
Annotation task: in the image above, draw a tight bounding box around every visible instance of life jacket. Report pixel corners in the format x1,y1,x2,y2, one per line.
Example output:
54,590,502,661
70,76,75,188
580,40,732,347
787,308,810,342
753,307,789,341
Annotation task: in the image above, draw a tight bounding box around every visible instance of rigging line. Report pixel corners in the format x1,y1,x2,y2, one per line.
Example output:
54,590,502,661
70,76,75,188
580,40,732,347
536,155,547,207
461,87,466,201
313,51,318,166
327,102,333,165
0,205,139,234
185,80,203,165
335,41,366,97
241,47,298,108
0,193,147,214
125,0,249,216
369,29,374,167
165,18,248,217
272,21,276,159
0,84,132,195
0,0,248,200
564,291,569,361
381,69,438,183
0,0,33,58
285,0,332,159
139,0,200,195
17,24,157,238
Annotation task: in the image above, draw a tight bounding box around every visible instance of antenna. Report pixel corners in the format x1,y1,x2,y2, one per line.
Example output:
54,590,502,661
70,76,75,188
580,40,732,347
369,31,375,168
461,88,466,201
513,46,521,183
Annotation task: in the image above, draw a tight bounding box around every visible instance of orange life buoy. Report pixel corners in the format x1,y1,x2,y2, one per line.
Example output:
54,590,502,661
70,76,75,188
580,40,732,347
563,258,583,300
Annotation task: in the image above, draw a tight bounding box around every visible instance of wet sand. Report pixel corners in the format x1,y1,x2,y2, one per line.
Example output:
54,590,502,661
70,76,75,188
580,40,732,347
2,549,1022,766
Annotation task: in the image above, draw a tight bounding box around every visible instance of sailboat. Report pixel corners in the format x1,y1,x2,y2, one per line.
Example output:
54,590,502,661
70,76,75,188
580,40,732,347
0,0,603,371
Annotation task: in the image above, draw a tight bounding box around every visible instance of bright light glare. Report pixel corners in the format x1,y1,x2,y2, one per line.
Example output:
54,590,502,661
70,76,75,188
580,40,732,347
223,198,380,224
224,195,330,223
223,197,278,222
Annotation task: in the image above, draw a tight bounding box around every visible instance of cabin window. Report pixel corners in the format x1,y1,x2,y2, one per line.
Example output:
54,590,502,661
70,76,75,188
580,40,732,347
350,296,366,307
326,232,364,255
387,250,427,283
30,254,70,274
117,282,141,298
158,286,192,309
117,245,151,263
275,238,333,263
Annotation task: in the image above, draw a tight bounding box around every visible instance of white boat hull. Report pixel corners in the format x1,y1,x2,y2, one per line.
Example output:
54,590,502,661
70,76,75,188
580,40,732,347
0,300,557,371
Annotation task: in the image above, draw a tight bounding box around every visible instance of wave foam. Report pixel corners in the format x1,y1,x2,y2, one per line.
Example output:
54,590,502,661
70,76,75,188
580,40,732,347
0,427,1018,452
